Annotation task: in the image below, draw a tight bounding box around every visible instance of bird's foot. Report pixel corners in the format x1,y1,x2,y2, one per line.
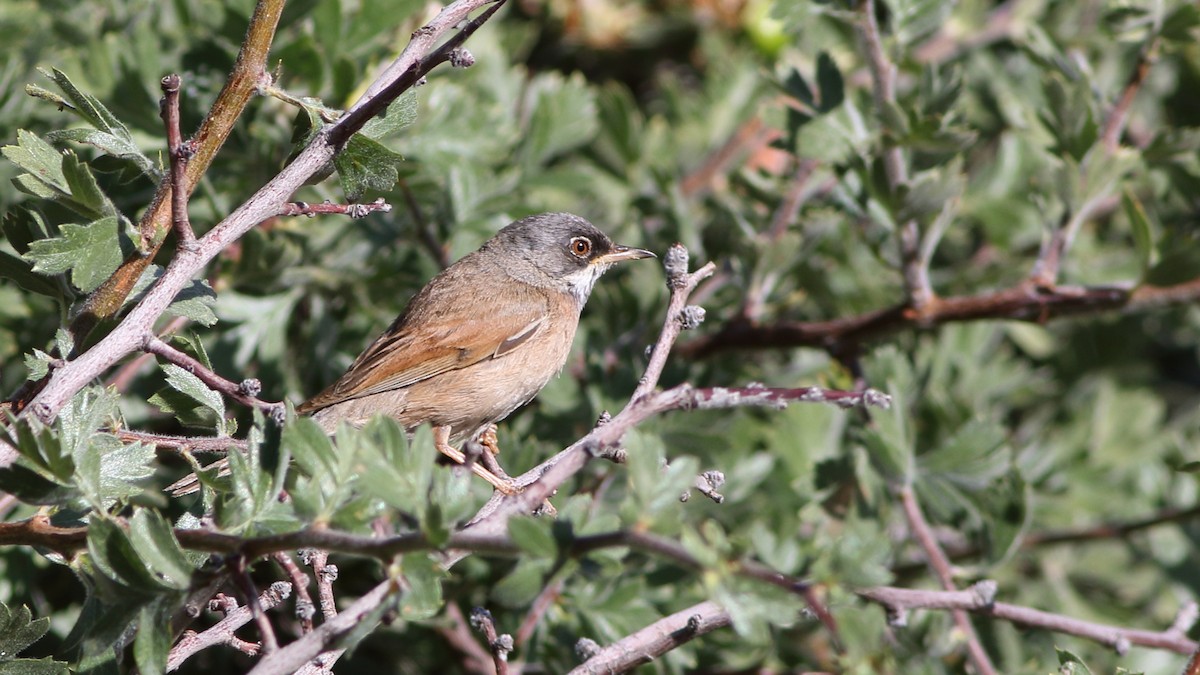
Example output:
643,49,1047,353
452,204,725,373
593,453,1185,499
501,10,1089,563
480,424,501,455
434,426,519,495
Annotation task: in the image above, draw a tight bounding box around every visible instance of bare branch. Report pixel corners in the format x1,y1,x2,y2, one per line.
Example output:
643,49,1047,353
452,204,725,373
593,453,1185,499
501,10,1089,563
246,579,396,675
275,198,392,219
232,556,279,654
568,601,731,674
115,429,247,454
437,603,496,675
857,583,1197,656
469,607,512,675
898,486,995,675
167,581,292,671
681,277,1200,359
159,74,196,250
1101,38,1161,153
633,244,716,401
272,552,315,634
143,335,285,420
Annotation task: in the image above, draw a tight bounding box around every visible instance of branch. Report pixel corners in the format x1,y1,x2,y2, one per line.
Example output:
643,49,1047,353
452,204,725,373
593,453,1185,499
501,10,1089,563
159,74,196,250
897,486,995,674
1101,37,1160,153
633,244,716,400
15,0,507,442
275,198,392,219
232,555,279,654
568,601,731,674
272,552,315,633
167,581,292,671
246,579,396,675
437,603,496,675
468,607,512,675
855,0,933,311
858,584,1198,656
115,429,247,454
681,277,1200,358
398,179,451,269
143,335,285,420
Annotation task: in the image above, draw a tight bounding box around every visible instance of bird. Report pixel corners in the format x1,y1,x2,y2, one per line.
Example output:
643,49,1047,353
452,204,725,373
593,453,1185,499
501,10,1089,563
294,212,655,493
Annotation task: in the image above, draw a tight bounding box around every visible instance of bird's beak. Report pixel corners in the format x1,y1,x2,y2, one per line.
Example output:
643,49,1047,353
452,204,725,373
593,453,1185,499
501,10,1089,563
595,244,656,264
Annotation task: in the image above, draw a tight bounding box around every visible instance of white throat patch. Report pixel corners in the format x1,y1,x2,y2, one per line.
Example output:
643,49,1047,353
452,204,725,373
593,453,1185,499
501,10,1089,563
562,263,610,306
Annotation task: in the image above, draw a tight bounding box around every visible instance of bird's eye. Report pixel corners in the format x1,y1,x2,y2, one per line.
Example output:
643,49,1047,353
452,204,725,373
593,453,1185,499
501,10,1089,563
569,236,592,257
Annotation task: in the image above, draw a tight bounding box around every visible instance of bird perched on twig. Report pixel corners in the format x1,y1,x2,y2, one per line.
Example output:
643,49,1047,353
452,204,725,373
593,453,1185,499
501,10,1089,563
303,212,654,493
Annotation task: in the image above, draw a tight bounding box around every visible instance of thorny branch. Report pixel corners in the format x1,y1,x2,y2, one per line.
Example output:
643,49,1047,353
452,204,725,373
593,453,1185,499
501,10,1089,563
166,581,292,670
143,335,286,420
159,74,196,250
568,601,731,674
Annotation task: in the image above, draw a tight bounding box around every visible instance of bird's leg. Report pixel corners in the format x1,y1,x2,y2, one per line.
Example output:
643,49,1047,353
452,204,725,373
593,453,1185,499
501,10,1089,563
433,426,517,495
480,424,501,455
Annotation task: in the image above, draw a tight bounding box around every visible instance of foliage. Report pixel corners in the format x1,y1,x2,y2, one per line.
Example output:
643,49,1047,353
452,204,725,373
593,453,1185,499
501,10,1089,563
0,0,1199,673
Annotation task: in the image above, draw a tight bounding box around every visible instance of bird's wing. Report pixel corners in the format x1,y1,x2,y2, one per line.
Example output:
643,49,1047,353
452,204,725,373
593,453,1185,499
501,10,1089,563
297,276,550,414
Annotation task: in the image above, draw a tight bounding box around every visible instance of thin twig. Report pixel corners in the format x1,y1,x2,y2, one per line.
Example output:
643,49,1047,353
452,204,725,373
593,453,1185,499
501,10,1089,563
115,429,247,454
108,315,190,392
898,486,996,675
231,556,279,654
568,600,731,674
438,603,495,675
469,607,512,675
302,549,339,621
160,74,196,250
275,198,392,219
856,0,932,311
272,552,315,634
857,583,1197,656
143,334,285,420
167,581,292,671
633,244,716,401
246,579,396,675
515,577,564,648
1101,37,1161,153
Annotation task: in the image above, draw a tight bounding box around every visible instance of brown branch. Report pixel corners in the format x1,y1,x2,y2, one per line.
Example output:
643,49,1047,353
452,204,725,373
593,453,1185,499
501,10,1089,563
167,581,292,671
438,603,496,675
633,244,716,401
858,584,1198,656
568,600,731,674
1101,38,1161,154
160,74,196,250
514,577,564,648
469,607,512,675
246,579,396,675
680,116,768,198
680,277,1200,358
300,549,339,621
856,0,933,312
115,429,247,454
898,486,996,674
913,0,1019,64
272,552,315,633
143,335,285,420
275,198,392,219
107,315,191,393
232,555,279,654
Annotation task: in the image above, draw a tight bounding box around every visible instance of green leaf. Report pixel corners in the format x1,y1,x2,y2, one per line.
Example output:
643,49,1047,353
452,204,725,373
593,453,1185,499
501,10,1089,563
1055,647,1094,674
361,90,418,139
132,599,173,675
23,216,129,292
60,151,117,219
490,559,551,608
508,516,558,558
87,517,171,593
0,250,63,298
38,68,129,139
333,134,404,200
399,554,446,620
518,72,598,170
75,436,155,510
157,363,226,422
814,51,844,112
45,128,157,178
127,510,193,590
0,604,50,657
1122,188,1157,274
3,130,68,194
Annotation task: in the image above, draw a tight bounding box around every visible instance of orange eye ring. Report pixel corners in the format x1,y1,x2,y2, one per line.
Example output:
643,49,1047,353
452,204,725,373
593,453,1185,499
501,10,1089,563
569,237,592,257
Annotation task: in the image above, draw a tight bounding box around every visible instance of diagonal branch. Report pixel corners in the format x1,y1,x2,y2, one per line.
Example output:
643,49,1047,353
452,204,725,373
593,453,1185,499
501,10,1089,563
15,0,507,440
568,601,731,674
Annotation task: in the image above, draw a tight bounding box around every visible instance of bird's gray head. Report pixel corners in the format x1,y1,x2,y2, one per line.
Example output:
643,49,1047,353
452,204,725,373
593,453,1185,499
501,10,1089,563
484,213,655,305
